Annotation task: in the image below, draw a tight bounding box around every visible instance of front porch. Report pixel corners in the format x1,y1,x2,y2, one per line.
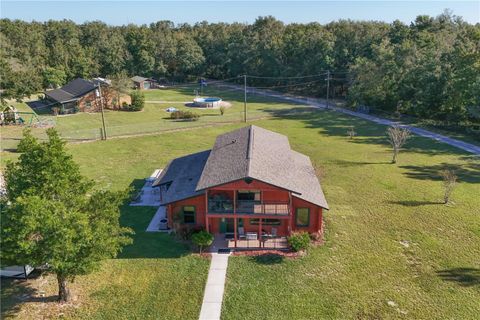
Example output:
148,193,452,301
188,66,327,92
210,233,289,251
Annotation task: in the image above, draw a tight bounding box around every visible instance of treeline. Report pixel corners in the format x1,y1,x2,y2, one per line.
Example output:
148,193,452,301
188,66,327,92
1,12,479,122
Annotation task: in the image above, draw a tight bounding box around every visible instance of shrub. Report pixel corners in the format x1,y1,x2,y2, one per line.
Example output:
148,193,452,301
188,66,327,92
128,91,145,111
170,110,200,121
122,101,129,109
219,106,226,116
287,232,310,252
191,230,214,253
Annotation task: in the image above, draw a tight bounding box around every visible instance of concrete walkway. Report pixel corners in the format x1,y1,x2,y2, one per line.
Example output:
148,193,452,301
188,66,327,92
146,206,167,232
199,253,230,320
130,169,163,206
215,83,480,155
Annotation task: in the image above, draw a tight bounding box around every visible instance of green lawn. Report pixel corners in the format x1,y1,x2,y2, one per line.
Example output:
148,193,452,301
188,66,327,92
221,111,480,319
1,93,479,319
1,86,305,150
1,205,210,320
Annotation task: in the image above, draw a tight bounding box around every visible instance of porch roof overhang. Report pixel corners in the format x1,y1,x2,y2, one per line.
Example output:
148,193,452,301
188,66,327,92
206,213,291,219
197,177,301,195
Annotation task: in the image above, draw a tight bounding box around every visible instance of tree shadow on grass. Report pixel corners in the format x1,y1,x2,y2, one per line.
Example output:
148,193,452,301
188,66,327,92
115,178,191,260
399,162,480,184
333,159,392,167
0,270,57,319
436,268,480,287
249,253,285,265
262,107,473,156
388,200,444,207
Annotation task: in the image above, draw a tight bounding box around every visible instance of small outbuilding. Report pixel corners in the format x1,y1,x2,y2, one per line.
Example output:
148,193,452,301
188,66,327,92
131,76,157,90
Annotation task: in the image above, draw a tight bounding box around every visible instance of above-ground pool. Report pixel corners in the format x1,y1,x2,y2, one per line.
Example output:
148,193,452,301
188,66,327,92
193,97,222,108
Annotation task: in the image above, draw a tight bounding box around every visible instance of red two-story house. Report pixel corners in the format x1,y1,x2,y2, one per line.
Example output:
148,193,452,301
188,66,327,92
153,125,329,249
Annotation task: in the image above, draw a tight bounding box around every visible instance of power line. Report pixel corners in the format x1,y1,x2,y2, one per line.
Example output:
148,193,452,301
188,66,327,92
246,73,328,80
165,76,243,88
250,79,326,89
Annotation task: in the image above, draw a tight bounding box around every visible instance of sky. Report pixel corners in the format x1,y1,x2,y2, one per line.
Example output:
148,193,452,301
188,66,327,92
1,1,479,25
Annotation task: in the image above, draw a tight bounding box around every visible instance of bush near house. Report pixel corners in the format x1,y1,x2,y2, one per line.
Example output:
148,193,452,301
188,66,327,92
128,91,145,111
170,110,200,121
287,232,310,252
191,230,214,253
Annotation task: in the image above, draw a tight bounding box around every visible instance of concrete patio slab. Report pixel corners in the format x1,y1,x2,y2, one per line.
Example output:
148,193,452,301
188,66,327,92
130,169,163,206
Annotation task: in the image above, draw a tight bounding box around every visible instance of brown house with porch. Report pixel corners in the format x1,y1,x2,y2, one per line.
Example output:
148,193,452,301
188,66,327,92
44,78,130,114
153,125,329,250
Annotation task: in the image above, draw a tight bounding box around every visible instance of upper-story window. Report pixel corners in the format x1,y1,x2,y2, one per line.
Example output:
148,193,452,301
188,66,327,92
295,208,310,227
183,206,195,224
237,190,260,202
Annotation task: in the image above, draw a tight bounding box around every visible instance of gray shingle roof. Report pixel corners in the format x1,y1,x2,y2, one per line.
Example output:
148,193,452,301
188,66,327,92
153,150,211,204
196,126,301,193
131,76,149,83
45,89,75,103
45,78,97,103
290,150,329,209
154,125,328,209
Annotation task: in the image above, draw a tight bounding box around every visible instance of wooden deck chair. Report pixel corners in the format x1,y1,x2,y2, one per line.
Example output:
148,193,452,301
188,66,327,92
271,228,277,237
238,227,246,239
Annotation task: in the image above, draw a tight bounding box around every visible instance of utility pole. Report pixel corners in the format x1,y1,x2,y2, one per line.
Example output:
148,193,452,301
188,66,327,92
96,84,107,140
244,74,247,123
326,70,330,109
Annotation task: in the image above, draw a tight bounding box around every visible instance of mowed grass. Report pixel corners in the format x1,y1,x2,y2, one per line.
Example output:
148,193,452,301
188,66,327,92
0,86,305,150
221,111,480,319
1,100,479,319
1,205,210,320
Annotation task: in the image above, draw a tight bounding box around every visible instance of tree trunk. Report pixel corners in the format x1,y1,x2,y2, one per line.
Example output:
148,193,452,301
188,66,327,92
57,274,71,303
392,149,398,163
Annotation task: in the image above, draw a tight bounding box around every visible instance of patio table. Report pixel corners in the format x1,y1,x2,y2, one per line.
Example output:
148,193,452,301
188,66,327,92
246,232,258,240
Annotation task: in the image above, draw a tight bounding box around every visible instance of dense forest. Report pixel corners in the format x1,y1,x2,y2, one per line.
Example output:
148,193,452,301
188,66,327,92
1,12,479,124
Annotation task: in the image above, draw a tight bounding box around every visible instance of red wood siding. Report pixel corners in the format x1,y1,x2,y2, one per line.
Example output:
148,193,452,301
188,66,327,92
168,195,206,229
291,196,323,234
166,178,324,236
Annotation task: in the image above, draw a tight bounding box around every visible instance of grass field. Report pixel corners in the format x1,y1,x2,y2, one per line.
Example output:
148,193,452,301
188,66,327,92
0,86,305,151
1,89,479,319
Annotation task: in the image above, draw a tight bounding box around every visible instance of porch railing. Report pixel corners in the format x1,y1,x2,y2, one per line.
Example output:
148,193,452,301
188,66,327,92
208,199,234,213
237,200,289,215
208,199,289,215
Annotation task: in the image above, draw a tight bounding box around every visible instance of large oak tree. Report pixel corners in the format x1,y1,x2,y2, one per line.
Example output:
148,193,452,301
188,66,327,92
1,129,133,302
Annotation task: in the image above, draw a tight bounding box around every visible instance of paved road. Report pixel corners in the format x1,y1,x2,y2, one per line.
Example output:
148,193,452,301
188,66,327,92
216,83,480,155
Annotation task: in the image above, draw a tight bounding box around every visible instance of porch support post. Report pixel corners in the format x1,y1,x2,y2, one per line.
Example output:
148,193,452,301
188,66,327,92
258,218,262,248
288,192,293,235
233,190,236,215
233,190,237,248
205,190,209,233
234,217,237,248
